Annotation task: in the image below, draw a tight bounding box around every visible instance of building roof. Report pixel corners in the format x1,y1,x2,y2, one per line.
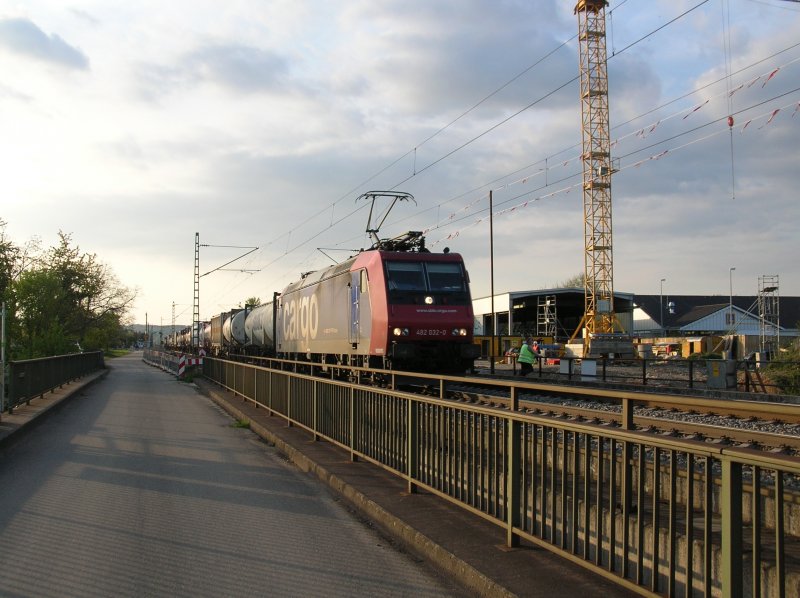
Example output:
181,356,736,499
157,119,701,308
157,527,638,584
634,295,800,331
474,287,635,302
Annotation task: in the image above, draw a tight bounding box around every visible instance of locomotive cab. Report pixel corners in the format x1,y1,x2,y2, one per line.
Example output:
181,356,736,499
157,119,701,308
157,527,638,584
378,253,479,372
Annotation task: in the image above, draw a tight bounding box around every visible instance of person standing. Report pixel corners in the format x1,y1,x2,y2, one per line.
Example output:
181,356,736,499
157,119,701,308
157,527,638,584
517,338,536,376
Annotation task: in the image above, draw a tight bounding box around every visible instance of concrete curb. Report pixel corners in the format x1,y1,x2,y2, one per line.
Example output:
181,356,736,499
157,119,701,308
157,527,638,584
197,380,515,598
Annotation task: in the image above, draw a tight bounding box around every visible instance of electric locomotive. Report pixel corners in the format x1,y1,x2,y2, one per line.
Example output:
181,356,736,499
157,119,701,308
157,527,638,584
275,231,479,372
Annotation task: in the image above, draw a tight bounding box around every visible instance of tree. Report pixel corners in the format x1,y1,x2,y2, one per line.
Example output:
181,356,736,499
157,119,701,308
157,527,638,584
46,232,137,346
243,296,262,308
15,268,73,357
0,219,18,303
7,230,137,358
556,272,586,288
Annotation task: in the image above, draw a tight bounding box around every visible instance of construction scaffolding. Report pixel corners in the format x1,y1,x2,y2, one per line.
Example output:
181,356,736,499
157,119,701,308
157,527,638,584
537,295,557,338
758,275,780,355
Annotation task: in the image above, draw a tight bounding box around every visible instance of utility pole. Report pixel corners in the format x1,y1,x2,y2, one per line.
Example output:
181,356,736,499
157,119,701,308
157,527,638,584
660,278,666,337
194,234,258,353
489,190,496,375
193,233,200,351
729,267,736,330
1,302,6,418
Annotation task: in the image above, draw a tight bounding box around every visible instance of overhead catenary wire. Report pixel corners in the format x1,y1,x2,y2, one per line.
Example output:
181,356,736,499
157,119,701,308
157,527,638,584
421,93,800,249
196,0,796,316
375,53,800,244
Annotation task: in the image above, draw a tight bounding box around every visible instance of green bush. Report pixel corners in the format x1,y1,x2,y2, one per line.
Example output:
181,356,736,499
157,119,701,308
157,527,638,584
765,346,800,395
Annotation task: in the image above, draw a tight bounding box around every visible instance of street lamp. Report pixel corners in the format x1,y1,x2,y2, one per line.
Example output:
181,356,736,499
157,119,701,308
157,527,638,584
729,267,736,331
659,278,666,338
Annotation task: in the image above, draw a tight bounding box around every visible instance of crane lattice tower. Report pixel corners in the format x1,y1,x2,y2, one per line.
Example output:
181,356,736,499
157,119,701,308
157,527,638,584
575,0,616,336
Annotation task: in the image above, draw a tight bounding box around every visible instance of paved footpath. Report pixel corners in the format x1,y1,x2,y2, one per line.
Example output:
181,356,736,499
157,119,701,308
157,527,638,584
194,369,638,598
0,354,461,598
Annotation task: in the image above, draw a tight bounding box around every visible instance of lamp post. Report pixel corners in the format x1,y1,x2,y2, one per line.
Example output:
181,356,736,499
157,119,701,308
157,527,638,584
659,278,666,338
729,267,736,331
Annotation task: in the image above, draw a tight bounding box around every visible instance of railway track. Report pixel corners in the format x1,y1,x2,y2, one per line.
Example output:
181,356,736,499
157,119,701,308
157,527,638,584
226,355,800,453
406,377,800,454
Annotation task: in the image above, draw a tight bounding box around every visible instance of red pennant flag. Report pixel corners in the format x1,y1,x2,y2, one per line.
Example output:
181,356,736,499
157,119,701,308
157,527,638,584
762,68,780,88
766,109,780,125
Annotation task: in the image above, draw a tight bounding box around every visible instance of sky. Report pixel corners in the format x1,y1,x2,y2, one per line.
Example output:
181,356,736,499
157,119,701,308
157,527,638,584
0,0,798,327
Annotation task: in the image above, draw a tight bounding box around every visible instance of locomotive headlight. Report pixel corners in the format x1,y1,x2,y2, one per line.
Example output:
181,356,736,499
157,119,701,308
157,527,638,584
393,327,410,336
424,296,434,305
452,328,468,336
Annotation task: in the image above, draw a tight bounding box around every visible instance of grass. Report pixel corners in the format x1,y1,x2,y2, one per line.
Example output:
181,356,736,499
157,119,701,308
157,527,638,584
232,419,251,429
104,349,131,358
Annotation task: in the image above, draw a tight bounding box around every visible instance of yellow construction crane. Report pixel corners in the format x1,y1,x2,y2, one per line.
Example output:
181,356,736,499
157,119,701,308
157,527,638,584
572,0,632,357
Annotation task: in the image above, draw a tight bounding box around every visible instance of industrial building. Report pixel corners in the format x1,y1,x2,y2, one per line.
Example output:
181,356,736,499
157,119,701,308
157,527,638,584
473,290,799,359
471,288,634,357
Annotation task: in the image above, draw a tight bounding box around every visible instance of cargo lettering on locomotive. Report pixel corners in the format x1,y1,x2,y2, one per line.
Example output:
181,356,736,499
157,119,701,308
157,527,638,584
282,293,319,342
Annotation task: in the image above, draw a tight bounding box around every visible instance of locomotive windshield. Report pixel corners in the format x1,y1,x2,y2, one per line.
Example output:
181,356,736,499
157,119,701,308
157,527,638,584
385,260,468,303
385,262,426,291
426,262,465,292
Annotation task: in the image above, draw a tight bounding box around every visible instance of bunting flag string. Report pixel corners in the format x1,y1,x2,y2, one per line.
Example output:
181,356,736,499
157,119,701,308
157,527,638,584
682,99,709,120
425,74,799,250
428,182,580,248
747,75,762,89
612,58,797,150
728,83,744,97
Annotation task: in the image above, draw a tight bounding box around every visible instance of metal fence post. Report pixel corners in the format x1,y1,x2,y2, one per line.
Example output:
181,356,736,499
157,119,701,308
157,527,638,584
349,386,358,462
721,458,744,598
406,398,418,494
312,381,319,442
506,387,521,547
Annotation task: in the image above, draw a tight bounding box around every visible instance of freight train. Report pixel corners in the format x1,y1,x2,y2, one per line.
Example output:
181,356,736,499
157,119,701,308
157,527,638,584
167,230,480,373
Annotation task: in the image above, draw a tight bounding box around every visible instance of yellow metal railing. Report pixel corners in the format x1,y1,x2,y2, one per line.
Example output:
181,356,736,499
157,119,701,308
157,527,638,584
204,357,800,597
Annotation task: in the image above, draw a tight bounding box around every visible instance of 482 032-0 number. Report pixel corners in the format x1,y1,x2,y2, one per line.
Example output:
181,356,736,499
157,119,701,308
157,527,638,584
416,329,447,336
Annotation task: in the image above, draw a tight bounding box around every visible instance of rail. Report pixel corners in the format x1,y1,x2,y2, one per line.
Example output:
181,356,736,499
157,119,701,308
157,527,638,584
203,357,799,598
3,352,105,413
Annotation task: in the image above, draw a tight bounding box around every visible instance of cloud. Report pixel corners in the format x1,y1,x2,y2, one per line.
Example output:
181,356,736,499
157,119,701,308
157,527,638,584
137,42,293,98
185,44,290,92
331,0,575,118
0,18,89,70
0,83,32,102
